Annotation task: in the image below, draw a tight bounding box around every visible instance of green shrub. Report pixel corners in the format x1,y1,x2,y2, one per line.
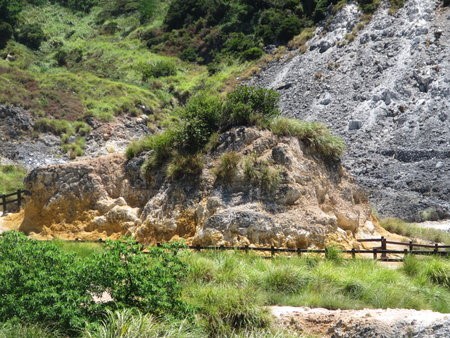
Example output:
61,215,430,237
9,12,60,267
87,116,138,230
141,60,177,80
214,151,241,182
270,117,345,159
0,22,13,49
221,86,280,129
176,94,221,153
0,232,95,334
0,232,190,334
241,47,264,61
15,23,46,50
0,0,23,25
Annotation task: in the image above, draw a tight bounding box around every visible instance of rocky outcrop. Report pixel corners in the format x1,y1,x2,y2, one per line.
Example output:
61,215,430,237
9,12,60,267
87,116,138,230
250,0,450,221
21,128,377,247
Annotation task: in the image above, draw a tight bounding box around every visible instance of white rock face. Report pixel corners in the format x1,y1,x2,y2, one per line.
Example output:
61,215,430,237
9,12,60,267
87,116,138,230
251,0,450,221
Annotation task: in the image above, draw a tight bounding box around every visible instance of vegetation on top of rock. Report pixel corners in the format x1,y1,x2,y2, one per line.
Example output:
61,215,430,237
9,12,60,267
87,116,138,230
127,85,345,179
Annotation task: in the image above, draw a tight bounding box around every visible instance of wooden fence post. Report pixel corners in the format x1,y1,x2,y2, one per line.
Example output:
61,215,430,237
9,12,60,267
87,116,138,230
17,190,22,209
351,248,356,259
271,245,275,258
434,243,439,254
409,241,413,252
381,236,387,261
297,248,302,257
373,248,378,260
1,194,6,215
245,245,249,254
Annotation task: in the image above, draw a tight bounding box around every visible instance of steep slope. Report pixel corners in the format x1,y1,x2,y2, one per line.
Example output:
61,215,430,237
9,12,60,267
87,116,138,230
251,0,450,221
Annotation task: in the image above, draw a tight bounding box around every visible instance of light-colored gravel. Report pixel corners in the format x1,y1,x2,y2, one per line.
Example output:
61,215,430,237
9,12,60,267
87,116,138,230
271,306,450,337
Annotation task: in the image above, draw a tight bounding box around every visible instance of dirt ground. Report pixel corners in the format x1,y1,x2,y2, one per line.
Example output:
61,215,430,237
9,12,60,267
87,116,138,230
271,306,450,338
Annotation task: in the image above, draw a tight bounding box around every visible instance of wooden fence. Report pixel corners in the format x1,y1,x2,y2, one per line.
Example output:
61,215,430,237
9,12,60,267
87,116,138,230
69,237,450,261
0,190,29,214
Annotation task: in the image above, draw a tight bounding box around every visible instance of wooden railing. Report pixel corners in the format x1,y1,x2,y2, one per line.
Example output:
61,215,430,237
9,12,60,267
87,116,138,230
64,237,450,261
0,190,29,214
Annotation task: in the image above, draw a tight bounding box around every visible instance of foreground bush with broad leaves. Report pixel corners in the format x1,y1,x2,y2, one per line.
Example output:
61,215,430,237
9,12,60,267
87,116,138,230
0,232,189,335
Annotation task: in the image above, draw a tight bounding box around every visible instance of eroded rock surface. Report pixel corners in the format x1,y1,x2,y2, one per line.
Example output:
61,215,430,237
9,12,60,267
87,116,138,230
251,0,450,221
21,128,378,247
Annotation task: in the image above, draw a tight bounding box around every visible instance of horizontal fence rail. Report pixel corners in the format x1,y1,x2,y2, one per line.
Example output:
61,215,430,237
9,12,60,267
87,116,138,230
46,237,450,261
0,190,30,214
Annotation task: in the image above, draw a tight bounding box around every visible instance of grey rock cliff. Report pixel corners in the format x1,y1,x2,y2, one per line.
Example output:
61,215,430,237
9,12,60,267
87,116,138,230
250,0,450,221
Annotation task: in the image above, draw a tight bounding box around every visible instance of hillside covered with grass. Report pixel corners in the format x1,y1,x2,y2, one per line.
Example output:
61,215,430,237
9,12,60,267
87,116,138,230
0,0,389,140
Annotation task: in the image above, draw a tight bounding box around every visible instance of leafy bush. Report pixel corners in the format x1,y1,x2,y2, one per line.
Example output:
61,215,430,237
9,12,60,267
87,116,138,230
0,0,23,25
221,86,280,129
141,60,177,80
15,23,46,50
241,47,264,61
0,22,13,49
0,233,189,334
0,232,95,334
176,94,221,153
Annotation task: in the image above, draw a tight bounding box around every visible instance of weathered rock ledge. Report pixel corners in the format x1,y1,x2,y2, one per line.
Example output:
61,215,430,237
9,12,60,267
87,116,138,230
20,127,378,247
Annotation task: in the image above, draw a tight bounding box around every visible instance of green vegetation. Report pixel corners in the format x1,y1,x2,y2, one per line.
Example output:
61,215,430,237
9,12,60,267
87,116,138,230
214,151,242,182
0,165,27,195
0,232,189,335
128,86,345,181
243,156,282,194
2,233,449,337
380,218,450,245
270,117,346,159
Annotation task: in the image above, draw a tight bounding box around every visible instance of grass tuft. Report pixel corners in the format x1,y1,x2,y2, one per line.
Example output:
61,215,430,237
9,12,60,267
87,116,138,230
270,117,346,159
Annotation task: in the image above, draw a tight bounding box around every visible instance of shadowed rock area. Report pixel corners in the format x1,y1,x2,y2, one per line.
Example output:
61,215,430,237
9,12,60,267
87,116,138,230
20,127,378,247
251,0,450,221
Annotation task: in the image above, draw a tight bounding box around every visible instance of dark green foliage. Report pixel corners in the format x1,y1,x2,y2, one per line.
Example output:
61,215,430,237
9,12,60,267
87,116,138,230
357,0,380,14
141,60,177,80
50,0,99,12
0,0,23,25
221,86,280,129
15,23,46,50
154,0,327,63
0,232,94,334
0,232,189,334
0,22,13,49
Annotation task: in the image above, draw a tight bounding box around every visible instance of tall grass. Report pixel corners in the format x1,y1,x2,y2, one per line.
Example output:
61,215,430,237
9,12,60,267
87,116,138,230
381,218,450,245
181,251,450,316
0,165,27,195
270,117,346,159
